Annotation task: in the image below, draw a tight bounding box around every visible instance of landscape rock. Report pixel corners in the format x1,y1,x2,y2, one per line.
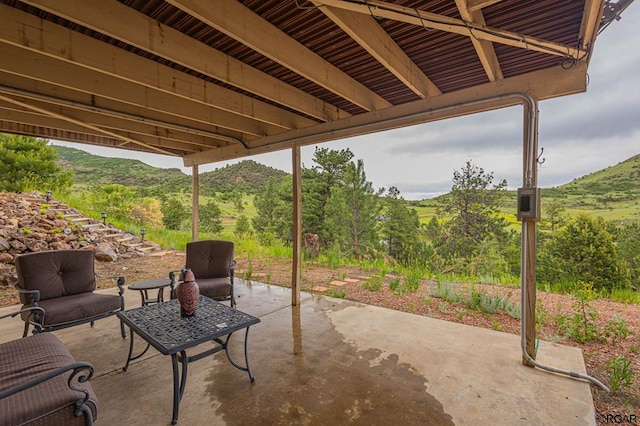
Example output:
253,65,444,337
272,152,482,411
0,237,10,251
95,244,118,262
0,192,160,286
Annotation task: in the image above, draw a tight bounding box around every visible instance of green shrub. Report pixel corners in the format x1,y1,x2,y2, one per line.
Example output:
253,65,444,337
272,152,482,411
603,315,632,345
363,275,383,291
606,355,635,393
327,288,346,298
388,277,401,294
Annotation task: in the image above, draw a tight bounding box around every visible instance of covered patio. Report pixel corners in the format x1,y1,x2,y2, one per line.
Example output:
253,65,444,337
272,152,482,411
0,0,627,423
0,280,594,425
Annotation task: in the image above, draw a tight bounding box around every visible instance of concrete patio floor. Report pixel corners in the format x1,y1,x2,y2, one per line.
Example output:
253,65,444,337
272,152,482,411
0,279,595,425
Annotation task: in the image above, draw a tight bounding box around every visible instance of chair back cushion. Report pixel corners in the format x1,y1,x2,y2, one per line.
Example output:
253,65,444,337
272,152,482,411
185,240,234,279
15,250,96,302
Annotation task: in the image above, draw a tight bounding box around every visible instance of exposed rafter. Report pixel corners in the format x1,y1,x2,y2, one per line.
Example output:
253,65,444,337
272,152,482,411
467,0,505,13
20,0,351,122
0,92,177,156
315,0,586,58
454,0,503,82
0,5,316,133
166,0,391,111
313,3,441,98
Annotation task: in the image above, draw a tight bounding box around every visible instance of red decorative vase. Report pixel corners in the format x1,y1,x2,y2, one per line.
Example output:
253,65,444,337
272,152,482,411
177,269,199,317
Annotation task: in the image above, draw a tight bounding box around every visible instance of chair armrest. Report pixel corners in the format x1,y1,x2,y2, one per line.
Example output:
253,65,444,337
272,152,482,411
0,361,95,411
0,307,45,333
168,269,185,299
168,269,183,282
95,273,126,296
230,260,236,281
14,283,40,303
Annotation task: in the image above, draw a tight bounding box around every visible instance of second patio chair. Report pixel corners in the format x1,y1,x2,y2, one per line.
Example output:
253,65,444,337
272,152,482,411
172,240,236,308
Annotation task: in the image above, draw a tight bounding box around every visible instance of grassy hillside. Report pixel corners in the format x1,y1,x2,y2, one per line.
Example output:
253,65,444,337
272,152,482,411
55,146,188,190
55,145,640,226
409,154,640,226
55,146,287,195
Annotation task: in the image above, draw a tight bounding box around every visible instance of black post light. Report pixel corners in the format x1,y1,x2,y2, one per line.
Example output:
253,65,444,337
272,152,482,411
101,211,107,225
140,227,146,241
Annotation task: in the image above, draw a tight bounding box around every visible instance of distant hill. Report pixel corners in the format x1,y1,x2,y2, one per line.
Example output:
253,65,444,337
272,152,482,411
545,154,640,201
409,153,640,224
54,146,288,195
198,160,288,195
55,146,188,190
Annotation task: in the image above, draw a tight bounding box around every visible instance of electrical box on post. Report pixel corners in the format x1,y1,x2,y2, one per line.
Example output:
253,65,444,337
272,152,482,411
517,188,540,221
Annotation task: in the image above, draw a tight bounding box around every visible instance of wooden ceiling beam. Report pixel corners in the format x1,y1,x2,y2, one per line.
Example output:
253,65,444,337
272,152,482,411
0,91,177,156
0,105,108,137
454,0,503,82
0,120,130,149
0,100,223,152
0,43,276,138
166,0,391,112
185,62,587,165
20,0,350,122
467,0,505,13
316,0,584,57
314,3,441,98
0,71,248,147
0,5,315,132
580,0,606,64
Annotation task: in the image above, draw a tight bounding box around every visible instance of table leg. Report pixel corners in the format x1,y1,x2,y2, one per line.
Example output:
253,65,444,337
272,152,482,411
123,326,134,372
171,350,189,425
223,327,255,382
122,328,151,372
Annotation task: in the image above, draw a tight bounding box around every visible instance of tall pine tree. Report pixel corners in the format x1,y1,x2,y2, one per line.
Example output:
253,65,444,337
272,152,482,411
381,187,420,263
326,159,381,260
302,147,354,246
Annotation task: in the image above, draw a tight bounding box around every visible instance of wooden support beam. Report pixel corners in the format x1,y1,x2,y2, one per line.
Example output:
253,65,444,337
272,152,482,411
192,165,199,242
522,99,538,366
291,145,302,306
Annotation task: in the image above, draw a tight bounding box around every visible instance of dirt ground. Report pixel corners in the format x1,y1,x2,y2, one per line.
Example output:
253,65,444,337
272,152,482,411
2,250,638,421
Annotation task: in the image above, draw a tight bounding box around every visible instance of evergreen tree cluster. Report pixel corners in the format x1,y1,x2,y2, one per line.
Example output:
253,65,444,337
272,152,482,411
252,147,423,263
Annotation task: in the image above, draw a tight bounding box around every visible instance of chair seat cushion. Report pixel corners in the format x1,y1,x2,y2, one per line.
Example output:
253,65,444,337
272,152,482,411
0,333,98,424
195,277,231,300
22,293,121,327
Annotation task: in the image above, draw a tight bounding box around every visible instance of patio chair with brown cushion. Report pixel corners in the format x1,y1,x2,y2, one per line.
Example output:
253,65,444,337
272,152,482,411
0,308,98,426
171,240,236,308
14,249,126,338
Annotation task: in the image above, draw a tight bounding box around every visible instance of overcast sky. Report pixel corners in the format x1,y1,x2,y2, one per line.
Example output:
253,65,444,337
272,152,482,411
53,6,640,200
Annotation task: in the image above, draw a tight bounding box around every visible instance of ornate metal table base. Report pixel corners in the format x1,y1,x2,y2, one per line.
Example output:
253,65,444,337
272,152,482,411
117,296,260,424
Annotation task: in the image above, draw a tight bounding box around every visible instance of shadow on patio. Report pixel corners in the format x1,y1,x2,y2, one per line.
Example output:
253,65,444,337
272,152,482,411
0,279,595,425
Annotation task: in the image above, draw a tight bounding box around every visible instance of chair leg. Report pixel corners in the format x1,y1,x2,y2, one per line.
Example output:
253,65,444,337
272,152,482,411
22,321,29,337
120,319,126,339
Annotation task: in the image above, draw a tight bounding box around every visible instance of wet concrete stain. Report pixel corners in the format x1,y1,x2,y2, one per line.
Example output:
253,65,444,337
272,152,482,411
203,298,454,425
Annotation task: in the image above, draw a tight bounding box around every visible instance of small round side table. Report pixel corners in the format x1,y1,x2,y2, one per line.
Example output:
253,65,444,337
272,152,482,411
128,278,173,306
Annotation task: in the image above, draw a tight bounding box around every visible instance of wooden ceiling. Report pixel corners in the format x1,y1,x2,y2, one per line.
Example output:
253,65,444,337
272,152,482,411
0,0,606,167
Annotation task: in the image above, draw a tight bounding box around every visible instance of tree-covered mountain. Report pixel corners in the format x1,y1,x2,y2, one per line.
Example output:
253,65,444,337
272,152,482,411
54,146,288,195
198,160,288,195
